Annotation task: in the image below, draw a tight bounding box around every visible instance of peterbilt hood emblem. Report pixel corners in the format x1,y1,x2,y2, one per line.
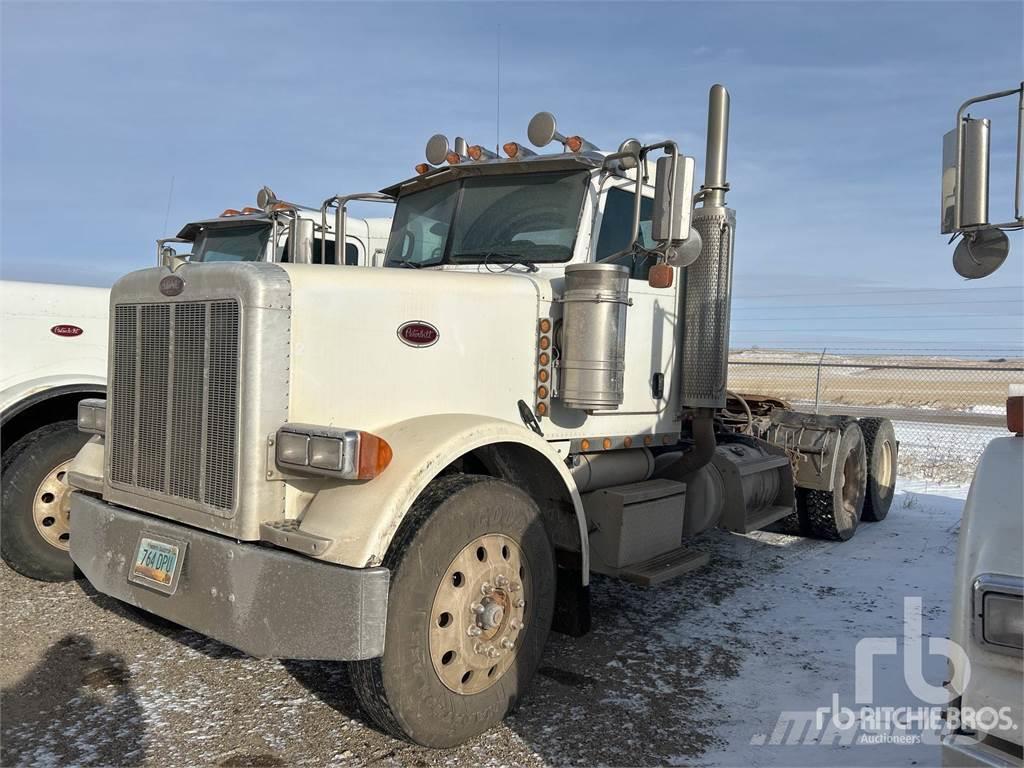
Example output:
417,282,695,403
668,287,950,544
50,324,83,337
397,321,439,348
159,274,185,296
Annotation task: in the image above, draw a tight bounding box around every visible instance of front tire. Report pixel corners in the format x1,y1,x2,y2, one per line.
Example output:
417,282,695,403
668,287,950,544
1,421,89,581
349,474,555,748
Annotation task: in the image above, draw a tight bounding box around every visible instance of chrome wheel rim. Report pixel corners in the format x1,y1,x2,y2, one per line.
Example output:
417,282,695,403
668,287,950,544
32,460,73,551
428,533,528,695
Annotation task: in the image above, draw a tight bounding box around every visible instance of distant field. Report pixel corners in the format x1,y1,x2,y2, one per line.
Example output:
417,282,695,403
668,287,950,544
728,349,1022,410
727,349,1023,483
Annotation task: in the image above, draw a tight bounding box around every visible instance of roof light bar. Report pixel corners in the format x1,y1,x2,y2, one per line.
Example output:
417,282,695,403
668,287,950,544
502,141,537,159
468,145,498,161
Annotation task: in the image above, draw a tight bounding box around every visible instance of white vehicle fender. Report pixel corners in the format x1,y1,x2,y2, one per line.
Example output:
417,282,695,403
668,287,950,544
297,413,588,581
0,374,106,422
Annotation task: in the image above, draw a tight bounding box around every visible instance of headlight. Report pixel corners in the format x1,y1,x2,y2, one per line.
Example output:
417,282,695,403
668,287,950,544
275,423,392,480
77,398,107,436
973,575,1024,654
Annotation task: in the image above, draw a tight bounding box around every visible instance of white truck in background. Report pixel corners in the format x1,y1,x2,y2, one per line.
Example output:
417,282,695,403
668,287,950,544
0,191,391,580
939,83,1023,767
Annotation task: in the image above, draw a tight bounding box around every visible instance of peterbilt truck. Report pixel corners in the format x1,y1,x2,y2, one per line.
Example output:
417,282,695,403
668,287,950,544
0,194,389,581
67,85,896,748
938,83,1023,767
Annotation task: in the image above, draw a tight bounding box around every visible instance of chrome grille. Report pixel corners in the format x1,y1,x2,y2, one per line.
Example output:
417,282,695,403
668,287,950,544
109,300,240,513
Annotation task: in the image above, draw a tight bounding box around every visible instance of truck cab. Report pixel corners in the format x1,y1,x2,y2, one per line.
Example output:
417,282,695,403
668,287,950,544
164,192,391,268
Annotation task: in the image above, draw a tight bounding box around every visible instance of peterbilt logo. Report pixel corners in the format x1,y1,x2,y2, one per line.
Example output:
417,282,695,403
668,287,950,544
397,321,439,348
50,324,83,337
159,275,184,296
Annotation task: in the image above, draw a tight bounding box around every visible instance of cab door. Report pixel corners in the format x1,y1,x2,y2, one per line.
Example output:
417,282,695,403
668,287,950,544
591,181,679,417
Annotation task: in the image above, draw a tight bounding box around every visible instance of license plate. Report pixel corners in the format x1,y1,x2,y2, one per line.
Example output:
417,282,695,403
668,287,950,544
129,536,185,594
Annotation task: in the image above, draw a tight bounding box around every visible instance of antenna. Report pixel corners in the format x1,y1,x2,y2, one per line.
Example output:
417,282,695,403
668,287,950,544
162,175,175,237
495,24,502,156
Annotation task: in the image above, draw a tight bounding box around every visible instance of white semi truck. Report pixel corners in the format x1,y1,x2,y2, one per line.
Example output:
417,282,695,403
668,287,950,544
67,86,897,747
938,83,1023,767
0,195,390,580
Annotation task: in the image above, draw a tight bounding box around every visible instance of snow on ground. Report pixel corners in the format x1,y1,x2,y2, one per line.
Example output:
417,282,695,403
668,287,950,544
700,479,968,767
1,480,970,766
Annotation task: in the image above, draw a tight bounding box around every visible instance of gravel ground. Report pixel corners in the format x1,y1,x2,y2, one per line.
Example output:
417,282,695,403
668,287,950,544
1,481,964,767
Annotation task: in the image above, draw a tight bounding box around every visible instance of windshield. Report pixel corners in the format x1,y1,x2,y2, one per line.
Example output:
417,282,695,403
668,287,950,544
385,171,588,268
191,223,270,262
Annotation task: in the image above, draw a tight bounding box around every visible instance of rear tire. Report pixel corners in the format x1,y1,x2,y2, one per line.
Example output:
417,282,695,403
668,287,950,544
797,422,867,541
1,421,89,581
349,474,556,748
858,417,897,522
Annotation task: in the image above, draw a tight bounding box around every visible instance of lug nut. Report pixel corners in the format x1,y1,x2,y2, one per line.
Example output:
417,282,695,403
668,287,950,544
471,602,484,614
500,637,514,649
467,625,482,637
481,583,493,595
495,575,509,588
509,581,522,592
515,598,526,608
487,647,500,659
474,642,486,654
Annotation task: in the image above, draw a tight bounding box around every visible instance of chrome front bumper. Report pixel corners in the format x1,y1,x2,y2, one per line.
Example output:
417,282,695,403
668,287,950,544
70,492,389,660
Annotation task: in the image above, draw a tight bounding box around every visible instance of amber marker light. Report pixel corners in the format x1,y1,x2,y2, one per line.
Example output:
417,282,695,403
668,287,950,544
537,386,549,400
623,436,633,448
503,142,521,158
539,318,552,333
536,402,548,416
602,438,612,450
1008,395,1023,435
356,432,393,480
220,208,241,217
539,352,550,366
565,136,583,152
539,336,550,350
644,436,653,446
415,163,430,174
241,207,261,215
580,439,591,451
446,151,462,165
538,369,549,383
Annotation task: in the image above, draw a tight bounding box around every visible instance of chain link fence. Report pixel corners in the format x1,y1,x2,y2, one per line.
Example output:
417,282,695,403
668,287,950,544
727,349,1023,484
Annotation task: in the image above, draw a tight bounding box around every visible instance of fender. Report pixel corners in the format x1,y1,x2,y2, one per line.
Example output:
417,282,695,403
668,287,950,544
296,413,589,582
0,377,107,427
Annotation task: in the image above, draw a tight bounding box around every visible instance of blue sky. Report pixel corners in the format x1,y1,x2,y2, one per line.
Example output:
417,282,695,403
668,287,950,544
2,1,1022,353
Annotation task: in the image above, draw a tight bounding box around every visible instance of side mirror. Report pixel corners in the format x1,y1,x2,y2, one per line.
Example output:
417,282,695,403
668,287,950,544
288,218,315,264
652,154,695,244
160,246,177,267
942,118,991,233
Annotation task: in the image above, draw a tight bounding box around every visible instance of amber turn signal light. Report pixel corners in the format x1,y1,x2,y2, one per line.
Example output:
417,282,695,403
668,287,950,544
1008,395,1023,435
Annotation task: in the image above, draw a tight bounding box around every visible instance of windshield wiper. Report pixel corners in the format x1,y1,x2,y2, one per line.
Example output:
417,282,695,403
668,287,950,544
453,251,539,272
389,258,426,269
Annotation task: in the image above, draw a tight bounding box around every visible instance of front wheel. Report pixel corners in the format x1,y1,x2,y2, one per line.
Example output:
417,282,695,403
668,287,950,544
349,474,555,748
1,421,89,581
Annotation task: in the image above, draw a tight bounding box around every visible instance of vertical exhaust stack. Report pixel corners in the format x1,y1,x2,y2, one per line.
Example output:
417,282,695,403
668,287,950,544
681,84,736,411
